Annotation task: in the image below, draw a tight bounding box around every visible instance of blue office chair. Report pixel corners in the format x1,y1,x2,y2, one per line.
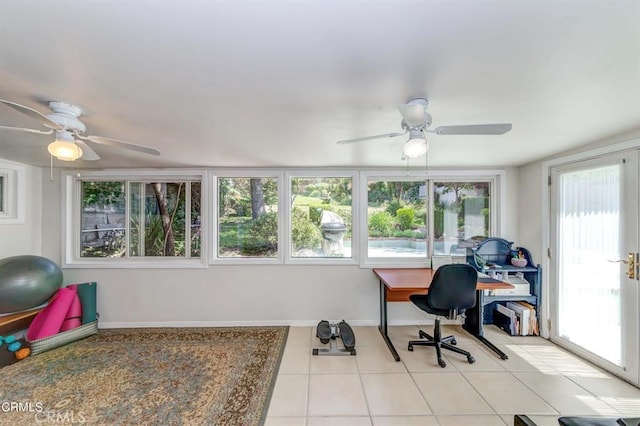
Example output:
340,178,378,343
408,264,478,367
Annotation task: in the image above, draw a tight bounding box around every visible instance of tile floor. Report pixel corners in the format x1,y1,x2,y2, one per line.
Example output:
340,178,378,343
265,324,640,425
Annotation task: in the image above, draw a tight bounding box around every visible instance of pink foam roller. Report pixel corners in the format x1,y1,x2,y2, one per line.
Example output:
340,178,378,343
60,294,82,332
27,287,76,340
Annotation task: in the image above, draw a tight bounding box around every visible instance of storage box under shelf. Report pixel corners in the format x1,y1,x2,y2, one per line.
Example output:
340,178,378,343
486,275,531,296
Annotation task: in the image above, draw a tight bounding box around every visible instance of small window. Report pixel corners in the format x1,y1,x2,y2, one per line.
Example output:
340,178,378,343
290,176,353,258
0,161,25,224
0,175,4,214
81,181,126,258
367,179,427,259
128,182,195,257
217,177,278,258
432,180,491,256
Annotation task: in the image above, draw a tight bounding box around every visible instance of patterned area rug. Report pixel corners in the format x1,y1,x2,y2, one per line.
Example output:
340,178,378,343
0,327,289,425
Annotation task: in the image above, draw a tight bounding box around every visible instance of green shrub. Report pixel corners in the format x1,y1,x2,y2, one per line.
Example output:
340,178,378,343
396,207,415,231
369,211,394,236
332,206,352,236
239,237,272,255
308,204,324,226
385,200,402,216
291,208,321,251
245,212,278,253
393,229,426,239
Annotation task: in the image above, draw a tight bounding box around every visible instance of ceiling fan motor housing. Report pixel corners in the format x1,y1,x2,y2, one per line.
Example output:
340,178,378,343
46,101,86,133
402,112,431,131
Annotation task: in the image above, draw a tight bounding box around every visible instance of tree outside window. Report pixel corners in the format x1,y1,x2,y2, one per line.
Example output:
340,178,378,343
80,180,201,258
217,177,278,258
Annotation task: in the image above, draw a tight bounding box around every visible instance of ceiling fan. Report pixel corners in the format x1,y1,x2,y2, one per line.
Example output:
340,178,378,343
0,99,161,161
337,98,512,159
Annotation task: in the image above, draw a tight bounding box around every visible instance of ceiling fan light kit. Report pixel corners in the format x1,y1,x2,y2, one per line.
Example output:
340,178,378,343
403,130,428,159
0,99,161,162
336,97,512,161
48,140,83,161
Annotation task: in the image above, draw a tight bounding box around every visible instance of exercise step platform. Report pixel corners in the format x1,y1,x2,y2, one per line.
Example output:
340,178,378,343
312,320,356,356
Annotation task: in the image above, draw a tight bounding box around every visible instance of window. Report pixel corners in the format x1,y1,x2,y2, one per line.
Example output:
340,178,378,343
0,175,4,214
216,176,278,259
289,175,354,260
127,181,201,257
65,169,501,267
66,171,205,267
432,180,492,256
81,181,126,258
0,160,25,224
366,178,427,259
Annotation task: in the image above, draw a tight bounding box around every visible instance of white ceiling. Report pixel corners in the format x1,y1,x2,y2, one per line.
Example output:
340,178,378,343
1,0,639,169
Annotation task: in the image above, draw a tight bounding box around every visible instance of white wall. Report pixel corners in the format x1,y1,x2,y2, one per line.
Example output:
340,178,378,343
517,162,543,264
40,167,521,327
502,166,520,243
518,129,640,266
0,159,42,258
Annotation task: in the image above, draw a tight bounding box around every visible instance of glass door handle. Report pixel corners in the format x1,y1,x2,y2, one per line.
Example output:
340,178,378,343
608,253,636,279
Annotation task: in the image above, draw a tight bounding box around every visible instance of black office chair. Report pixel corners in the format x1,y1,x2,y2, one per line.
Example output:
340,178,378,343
408,263,478,368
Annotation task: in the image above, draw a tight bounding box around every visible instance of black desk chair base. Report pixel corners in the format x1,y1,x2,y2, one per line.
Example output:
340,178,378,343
408,318,476,368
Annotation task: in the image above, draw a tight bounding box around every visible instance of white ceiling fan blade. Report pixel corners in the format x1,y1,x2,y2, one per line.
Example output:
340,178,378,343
431,123,512,135
337,131,407,145
397,99,428,127
0,99,64,131
0,125,54,135
80,135,161,156
75,140,100,161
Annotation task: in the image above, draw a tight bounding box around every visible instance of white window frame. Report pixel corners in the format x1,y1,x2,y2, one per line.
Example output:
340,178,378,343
0,159,25,224
62,169,208,268
360,169,505,268
285,170,359,265
61,167,506,268
360,171,429,268
210,170,284,265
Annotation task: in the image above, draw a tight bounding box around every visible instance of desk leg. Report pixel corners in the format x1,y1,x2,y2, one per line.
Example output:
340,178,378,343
463,289,509,360
378,279,401,362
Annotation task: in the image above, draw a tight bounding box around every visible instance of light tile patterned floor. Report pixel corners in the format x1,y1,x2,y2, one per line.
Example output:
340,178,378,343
265,325,640,425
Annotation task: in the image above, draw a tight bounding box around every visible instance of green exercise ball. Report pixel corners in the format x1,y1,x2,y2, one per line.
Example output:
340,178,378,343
0,255,63,314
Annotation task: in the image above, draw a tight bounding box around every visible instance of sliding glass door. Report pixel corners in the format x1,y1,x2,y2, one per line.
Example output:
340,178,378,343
550,150,639,385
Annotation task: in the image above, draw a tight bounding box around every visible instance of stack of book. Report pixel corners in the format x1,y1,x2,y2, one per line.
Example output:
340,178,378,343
494,301,538,336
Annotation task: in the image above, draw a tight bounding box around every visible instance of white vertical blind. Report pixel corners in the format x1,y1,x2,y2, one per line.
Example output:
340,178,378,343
558,164,622,365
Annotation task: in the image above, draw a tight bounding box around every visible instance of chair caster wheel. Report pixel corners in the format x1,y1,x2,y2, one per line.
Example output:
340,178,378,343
450,338,457,345
408,345,413,352
467,356,475,364
438,359,446,368
319,338,330,344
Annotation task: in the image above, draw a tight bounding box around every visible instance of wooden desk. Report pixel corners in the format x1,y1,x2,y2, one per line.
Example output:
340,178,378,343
373,268,513,361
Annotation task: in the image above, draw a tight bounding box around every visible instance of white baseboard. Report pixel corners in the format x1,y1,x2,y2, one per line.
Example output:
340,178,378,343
99,319,456,329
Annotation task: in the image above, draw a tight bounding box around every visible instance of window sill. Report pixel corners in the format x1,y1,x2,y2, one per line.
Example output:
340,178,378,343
63,258,208,269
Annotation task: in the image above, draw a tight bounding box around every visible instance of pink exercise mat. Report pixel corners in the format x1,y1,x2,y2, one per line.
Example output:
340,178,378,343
27,287,77,340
